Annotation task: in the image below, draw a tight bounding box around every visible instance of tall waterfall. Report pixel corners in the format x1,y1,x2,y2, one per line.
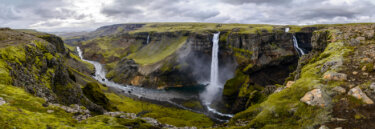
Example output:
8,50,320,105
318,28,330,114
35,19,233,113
146,34,150,44
201,32,221,104
293,35,305,55
201,32,234,118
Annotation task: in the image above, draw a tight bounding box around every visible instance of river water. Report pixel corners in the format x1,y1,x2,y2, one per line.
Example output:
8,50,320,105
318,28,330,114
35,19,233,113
76,46,233,122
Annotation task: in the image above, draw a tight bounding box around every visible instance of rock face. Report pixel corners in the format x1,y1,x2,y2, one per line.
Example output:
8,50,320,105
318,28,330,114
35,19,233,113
67,24,314,113
300,89,326,107
348,86,374,104
221,31,313,113
0,29,107,114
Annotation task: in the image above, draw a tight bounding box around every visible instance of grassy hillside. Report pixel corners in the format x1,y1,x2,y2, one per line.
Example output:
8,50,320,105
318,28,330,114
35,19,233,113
0,28,214,128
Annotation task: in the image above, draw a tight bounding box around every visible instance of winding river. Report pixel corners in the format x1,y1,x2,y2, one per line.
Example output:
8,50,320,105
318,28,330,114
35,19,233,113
76,46,233,122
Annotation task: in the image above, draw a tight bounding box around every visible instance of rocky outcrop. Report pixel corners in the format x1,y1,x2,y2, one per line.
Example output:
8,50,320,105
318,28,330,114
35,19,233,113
0,29,108,114
348,86,374,104
300,89,326,107
323,72,348,81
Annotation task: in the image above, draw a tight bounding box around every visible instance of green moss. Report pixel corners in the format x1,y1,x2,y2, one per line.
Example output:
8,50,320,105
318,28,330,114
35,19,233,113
223,70,250,97
354,113,366,120
44,53,54,60
83,82,116,111
0,45,26,64
182,100,203,110
0,60,12,85
229,30,353,128
116,118,154,129
69,52,95,71
243,64,254,72
105,93,214,127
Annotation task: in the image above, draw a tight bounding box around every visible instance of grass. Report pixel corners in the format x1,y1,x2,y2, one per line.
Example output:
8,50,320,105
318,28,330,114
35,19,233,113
0,84,159,129
128,36,188,65
105,93,214,127
228,29,354,128
129,23,277,34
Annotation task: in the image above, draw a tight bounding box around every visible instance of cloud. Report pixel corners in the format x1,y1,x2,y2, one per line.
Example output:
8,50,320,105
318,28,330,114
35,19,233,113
220,0,292,5
100,0,145,17
0,0,374,32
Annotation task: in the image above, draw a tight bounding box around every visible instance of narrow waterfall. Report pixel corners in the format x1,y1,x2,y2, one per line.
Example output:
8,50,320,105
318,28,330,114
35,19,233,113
285,27,290,32
200,32,234,118
202,32,220,104
146,34,150,44
293,35,305,55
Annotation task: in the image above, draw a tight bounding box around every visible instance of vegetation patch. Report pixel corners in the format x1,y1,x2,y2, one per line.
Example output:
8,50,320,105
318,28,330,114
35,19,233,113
105,93,214,127
128,36,187,65
229,30,353,128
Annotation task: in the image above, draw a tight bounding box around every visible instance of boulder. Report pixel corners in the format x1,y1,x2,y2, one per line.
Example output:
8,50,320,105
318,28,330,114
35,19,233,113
286,81,295,88
142,117,162,127
321,59,343,73
0,97,6,106
356,36,366,41
364,30,374,39
47,110,54,113
104,111,123,117
348,86,374,104
300,89,326,107
323,72,347,81
319,125,329,129
332,86,346,94
370,82,375,92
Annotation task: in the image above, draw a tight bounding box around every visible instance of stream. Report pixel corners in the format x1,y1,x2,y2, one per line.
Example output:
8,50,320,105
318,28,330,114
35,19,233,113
76,47,233,122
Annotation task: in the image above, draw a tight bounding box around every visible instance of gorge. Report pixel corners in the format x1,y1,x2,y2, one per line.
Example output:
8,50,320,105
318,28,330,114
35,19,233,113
1,23,375,129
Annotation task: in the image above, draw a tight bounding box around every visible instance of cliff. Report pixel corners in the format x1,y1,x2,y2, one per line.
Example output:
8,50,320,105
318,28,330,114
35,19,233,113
62,23,375,128
0,28,213,128
73,23,312,90
227,24,375,129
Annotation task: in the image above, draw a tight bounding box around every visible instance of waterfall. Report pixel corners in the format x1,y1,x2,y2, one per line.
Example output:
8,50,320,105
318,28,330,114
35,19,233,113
293,35,305,55
201,32,220,104
77,45,233,120
285,27,290,32
146,34,150,44
200,32,234,118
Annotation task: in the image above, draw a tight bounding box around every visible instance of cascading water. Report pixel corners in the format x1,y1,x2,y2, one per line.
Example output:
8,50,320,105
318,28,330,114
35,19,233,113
293,35,305,56
200,32,234,118
202,32,220,104
146,34,150,44
285,27,290,32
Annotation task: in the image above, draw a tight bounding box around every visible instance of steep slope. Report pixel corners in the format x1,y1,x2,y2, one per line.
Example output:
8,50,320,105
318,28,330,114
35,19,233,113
226,24,375,129
0,28,213,128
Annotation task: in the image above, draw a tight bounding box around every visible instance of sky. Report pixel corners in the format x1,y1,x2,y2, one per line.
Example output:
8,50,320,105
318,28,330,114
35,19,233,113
0,0,374,32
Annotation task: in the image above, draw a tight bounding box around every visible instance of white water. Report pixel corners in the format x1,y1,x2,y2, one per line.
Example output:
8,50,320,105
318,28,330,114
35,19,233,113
293,35,305,55
77,45,233,120
201,32,220,104
76,47,193,101
200,32,234,118
285,27,290,32
146,34,150,44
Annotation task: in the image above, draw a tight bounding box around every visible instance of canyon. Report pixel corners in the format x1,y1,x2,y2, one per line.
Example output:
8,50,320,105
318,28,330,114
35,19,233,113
1,23,375,129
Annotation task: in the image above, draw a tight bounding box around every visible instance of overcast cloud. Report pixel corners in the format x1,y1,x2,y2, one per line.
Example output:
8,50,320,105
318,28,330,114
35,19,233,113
0,0,374,32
